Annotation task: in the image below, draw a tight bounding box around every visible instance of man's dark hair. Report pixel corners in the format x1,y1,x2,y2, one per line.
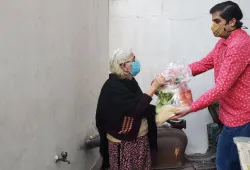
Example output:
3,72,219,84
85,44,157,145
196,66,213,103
209,1,243,28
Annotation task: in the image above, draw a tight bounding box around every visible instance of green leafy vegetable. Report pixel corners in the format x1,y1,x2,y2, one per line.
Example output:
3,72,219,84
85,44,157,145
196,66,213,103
158,91,173,105
156,102,163,114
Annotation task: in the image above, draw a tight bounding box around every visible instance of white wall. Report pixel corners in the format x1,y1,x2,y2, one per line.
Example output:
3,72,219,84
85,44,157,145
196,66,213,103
109,0,250,154
0,0,108,170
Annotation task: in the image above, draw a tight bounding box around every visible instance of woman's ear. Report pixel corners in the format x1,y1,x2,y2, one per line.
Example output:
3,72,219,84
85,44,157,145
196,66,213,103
121,64,129,72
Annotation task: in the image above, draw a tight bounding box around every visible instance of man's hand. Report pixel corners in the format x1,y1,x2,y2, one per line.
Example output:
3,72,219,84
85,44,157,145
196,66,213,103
171,106,192,120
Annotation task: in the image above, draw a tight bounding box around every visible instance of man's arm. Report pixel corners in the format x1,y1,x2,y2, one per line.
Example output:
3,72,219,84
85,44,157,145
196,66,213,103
189,52,214,76
189,40,223,76
190,43,250,112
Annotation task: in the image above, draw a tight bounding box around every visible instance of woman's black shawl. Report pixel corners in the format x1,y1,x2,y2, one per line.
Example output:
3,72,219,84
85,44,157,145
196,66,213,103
95,74,157,169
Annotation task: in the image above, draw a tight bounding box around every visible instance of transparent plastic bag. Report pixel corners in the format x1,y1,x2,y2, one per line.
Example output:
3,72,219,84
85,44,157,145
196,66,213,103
158,60,192,89
155,61,193,124
156,82,193,111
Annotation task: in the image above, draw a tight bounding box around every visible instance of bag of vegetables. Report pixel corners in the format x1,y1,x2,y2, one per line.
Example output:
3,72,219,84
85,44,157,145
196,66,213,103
155,61,193,125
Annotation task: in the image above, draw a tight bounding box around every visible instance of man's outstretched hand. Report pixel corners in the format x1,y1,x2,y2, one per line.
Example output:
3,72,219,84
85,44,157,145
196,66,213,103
171,106,192,120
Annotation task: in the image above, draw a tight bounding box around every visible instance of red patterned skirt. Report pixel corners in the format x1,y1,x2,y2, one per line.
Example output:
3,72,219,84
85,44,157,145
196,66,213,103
108,135,151,170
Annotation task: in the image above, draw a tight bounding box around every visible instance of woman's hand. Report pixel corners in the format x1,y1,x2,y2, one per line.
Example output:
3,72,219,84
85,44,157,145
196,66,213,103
147,75,165,97
151,75,166,90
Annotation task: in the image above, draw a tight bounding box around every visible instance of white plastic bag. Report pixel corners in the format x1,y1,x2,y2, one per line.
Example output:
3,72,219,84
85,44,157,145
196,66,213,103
234,137,250,170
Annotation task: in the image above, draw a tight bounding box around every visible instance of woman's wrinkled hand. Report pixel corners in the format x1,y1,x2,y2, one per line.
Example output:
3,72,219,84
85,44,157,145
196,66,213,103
151,75,166,89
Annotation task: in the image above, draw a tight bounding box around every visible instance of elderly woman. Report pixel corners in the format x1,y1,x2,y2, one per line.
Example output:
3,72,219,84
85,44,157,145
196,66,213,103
95,48,165,170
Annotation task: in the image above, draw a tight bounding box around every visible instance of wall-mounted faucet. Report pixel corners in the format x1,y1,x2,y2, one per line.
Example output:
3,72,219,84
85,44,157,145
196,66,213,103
54,151,70,164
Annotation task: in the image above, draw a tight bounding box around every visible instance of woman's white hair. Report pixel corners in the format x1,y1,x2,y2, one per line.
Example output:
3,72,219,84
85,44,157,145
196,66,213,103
109,48,132,78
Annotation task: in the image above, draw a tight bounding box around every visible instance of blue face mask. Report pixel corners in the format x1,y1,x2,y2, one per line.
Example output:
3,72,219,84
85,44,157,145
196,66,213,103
130,61,141,76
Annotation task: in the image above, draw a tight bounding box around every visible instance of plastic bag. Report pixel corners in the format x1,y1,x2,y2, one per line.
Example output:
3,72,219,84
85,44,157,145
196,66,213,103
155,83,193,112
155,61,193,124
158,60,192,89
155,105,178,125
234,137,250,170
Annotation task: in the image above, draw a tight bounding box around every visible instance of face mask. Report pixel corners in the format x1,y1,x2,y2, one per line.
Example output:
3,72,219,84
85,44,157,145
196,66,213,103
211,23,230,37
130,61,140,76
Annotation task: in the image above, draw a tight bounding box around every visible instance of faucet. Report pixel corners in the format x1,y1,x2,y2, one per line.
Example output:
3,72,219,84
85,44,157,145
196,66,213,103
54,151,70,164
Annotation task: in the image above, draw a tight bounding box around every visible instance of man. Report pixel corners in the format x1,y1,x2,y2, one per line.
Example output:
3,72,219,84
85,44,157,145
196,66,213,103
173,1,250,170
